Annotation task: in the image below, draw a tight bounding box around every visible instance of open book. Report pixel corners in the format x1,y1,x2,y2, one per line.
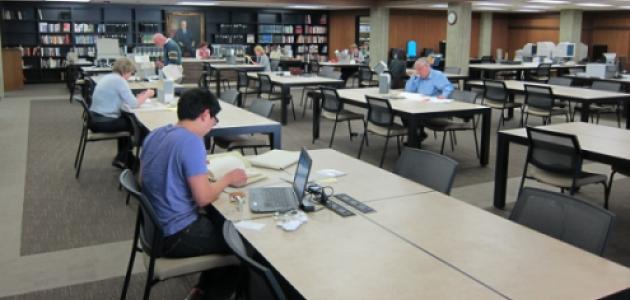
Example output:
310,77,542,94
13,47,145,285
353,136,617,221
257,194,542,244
206,152,266,186
247,149,300,170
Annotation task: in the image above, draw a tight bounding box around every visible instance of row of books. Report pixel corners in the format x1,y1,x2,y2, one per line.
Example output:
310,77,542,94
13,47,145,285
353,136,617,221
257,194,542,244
258,34,295,44
219,24,250,34
296,44,325,54
21,47,40,57
74,47,96,57
40,47,66,57
258,25,293,34
138,23,160,32
40,34,71,45
39,22,71,33
75,23,95,33
304,25,327,34
304,14,327,25
296,35,327,44
97,24,129,34
3,9,25,20
214,34,249,44
74,35,97,45
41,58,64,69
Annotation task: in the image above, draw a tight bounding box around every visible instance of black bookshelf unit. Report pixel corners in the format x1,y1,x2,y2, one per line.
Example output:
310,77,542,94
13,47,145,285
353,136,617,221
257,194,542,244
1,2,329,84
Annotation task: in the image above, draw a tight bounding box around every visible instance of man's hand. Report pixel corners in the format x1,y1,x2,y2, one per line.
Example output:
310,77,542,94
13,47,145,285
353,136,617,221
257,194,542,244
225,169,247,187
155,61,164,69
437,95,446,99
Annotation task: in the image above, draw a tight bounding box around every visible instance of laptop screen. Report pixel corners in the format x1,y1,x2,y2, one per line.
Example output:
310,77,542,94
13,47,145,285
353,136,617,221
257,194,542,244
292,148,312,202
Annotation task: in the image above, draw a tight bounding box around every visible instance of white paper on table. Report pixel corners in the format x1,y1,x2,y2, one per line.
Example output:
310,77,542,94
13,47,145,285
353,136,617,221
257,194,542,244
235,221,266,231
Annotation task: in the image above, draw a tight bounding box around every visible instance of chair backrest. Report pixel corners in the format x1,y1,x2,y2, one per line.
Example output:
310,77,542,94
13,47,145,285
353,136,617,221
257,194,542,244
480,56,494,63
237,70,250,88
220,89,240,106
258,74,273,94
76,97,94,127
393,147,458,195
510,187,615,256
525,126,582,176
535,63,552,76
444,66,461,75
223,221,287,300
123,112,142,148
524,84,554,110
119,169,165,258
320,87,344,113
483,79,508,102
309,60,320,74
365,95,394,128
450,89,478,104
591,81,622,92
358,65,373,81
248,99,274,118
270,59,280,71
83,79,95,106
547,76,572,86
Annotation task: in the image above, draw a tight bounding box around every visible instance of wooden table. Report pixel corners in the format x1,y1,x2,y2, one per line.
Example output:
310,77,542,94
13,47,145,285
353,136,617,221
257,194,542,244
134,101,282,149
466,79,630,128
208,63,265,97
493,122,630,209
248,72,344,125
327,88,492,165
469,63,585,79
563,74,630,91
366,192,630,299
212,149,630,299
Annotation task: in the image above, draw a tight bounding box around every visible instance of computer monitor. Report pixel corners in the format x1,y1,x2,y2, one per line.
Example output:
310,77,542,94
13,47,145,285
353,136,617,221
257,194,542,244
531,44,538,56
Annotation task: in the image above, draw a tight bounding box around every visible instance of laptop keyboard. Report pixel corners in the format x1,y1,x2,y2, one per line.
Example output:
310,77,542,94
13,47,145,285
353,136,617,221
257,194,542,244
251,187,297,211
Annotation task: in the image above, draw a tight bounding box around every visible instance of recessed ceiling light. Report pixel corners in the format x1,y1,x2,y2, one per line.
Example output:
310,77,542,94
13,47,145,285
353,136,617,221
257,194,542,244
575,2,612,7
288,5,324,9
177,1,216,5
528,0,570,4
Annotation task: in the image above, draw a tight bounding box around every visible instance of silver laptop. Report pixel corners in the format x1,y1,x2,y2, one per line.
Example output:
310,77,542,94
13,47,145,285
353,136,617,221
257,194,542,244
249,148,312,213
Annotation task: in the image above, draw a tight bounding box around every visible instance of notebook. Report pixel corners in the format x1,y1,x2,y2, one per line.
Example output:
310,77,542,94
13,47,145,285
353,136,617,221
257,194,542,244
247,149,300,170
206,152,266,186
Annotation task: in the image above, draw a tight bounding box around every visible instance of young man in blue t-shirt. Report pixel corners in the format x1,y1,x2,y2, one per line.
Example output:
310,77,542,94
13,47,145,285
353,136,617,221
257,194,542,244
141,88,246,299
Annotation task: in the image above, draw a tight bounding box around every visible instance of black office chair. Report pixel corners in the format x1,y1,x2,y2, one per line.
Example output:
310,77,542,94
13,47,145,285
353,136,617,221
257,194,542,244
482,79,522,130
223,221,287,300
521,84,569,126
200,66,230,91
358,96,407,168
519,127,610,208
590,81,622,127
270,59,280,72
526,63,552,82
317,87,365,147
73,98,130,178
212,99,275,155
608,162,630,204
220,89,241,106
510,187,615,256
423,90,480,157
119,169,238,300
480,56,494,63
547,76,573,115
237,70,258,106
258,73,296,120
393,147,458,195
358,65,378,87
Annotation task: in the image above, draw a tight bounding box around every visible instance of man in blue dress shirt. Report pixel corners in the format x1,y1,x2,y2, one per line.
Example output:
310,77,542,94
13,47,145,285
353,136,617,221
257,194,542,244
405,58,454,98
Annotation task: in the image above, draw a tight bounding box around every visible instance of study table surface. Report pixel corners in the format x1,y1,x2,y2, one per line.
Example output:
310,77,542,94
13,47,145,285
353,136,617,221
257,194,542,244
366,192,630,300
493,122,630,209
469,63,586,79
211,149,630,299
405,68,469,80
247,72,344,125
466,79,630,128
133,101,282,149
327,88,492,165
89,75,185,91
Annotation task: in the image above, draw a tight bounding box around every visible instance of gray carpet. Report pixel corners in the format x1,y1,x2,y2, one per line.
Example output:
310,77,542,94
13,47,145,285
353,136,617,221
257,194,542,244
21,99,136,255
13,92,630,298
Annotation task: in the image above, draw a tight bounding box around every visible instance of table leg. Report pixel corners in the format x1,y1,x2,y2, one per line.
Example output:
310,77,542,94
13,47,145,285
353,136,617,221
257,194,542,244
480,109,491,166
270,126,282,149
625,101,630,129
281,85,289,125
580,102,591,123
216,69,222,97
506,93,515,120
406,116,420,148
312,93,321,143
493,132,510,209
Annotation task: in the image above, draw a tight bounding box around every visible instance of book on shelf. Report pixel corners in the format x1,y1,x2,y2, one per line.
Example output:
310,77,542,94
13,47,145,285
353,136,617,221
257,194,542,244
3,10,24,20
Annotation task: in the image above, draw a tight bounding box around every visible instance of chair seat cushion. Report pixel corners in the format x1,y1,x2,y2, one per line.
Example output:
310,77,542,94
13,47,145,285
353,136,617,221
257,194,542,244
87,130,129,141
423,118,473,131
484,99,522,109
367,122,407,136
527,165,607,188
321,109,364,121
144,253,239,281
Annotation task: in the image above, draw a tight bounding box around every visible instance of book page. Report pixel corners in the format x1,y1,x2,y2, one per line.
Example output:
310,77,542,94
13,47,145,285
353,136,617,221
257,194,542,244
248,150,300,170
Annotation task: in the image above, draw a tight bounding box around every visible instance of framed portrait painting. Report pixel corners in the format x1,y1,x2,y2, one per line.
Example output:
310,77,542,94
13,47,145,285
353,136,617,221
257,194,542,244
166,11,204,57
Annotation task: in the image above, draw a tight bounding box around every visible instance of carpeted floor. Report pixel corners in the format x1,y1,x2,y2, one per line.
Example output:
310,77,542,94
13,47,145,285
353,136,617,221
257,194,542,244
21,100,136,255
9,91,630,299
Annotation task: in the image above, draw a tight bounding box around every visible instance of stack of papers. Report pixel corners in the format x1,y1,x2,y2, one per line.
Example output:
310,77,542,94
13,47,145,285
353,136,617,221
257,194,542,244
247,150,300,170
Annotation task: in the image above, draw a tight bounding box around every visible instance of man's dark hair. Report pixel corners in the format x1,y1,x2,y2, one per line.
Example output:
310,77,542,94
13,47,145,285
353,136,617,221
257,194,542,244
177,88,221,121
